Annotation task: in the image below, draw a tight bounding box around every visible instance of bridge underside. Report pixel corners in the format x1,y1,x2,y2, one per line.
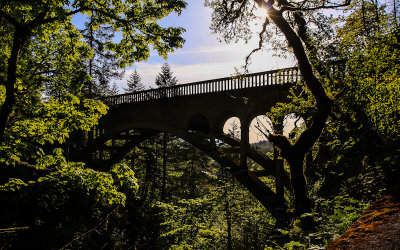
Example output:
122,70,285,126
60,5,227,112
80,84,295,224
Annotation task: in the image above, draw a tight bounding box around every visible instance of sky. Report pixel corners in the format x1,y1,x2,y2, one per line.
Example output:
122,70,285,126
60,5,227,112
72,0,297,143
121,0,294,90
128,1,296,142
133,1,354,142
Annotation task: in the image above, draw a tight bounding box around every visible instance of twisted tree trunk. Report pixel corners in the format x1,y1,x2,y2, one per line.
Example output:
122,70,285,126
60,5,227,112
253,0,334,216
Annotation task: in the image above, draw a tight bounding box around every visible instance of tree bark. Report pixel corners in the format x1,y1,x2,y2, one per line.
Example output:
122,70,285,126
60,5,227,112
253,0,334,216
0,27,29,141
225,189,232,250
161,132,167,200
287,156,311,215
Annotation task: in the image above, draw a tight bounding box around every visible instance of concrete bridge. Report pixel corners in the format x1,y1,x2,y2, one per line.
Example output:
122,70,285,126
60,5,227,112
89,67,302,223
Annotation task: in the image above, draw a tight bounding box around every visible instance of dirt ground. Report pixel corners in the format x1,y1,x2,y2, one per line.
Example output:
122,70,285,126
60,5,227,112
328,187,400,249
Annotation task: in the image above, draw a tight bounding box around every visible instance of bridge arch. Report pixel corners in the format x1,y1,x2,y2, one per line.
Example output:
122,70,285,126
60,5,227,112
223,117,241,139
89,67,302,223
188,113,210,134
90,124,290,223
249,115,274,143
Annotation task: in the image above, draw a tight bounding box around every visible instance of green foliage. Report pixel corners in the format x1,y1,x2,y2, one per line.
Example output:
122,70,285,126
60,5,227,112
110,163,139,194
0,161,139,248
0,1,187,248
0,178,27,192
81,18,124,97
316,195,368,244
0,93,107,167
2,0,400,248
157,197,222,249
1,0,187,67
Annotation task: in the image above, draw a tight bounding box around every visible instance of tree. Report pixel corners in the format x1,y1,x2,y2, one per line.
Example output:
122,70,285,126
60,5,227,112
80,15,124,98
155,63,178,88
206,0,351,218
124,69,146,93
0,1,187,247
0,0,186,140
314,0,400,196
154,62,179,199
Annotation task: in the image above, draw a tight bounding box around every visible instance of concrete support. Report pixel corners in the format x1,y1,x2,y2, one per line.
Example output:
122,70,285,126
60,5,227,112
275,158,284,201
240,116,250,168
91,83,296,224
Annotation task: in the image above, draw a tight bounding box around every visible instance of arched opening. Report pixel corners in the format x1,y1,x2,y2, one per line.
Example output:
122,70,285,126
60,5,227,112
223,117,241,140
188,113,210,134
283,113,305,139
249,115,274,144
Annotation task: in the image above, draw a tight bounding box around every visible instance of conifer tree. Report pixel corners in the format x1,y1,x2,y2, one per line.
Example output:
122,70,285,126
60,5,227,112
155,63,178,88
124,69,146,93
154,63,178,199
81,16,124,98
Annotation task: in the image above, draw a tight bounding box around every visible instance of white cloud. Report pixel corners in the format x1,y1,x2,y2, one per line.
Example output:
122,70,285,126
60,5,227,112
116,41,295,93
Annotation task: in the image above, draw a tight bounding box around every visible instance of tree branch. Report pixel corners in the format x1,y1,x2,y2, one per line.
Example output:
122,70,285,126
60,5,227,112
281,0,351,12
245,16,270,69
0,9,21,27
60,208,119,250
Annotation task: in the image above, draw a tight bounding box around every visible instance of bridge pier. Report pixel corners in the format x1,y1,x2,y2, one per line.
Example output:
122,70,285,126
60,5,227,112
91,67,302,224
239,116,250,168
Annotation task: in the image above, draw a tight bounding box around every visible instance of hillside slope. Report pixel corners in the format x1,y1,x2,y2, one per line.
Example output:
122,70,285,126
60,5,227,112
328,188,400,249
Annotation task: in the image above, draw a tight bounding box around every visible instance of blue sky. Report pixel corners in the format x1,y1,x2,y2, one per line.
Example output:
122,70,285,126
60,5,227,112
71,1,297,142
71,1,294,89
122,0,294,90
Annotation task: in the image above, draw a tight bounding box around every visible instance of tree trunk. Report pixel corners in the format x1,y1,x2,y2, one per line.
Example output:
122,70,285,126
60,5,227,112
225,188,232,250
161,132,167,200
287,156,311,215
0,28,28,140
253,0,334,217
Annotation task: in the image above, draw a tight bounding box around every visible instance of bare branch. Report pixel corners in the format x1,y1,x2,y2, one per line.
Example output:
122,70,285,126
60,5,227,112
281,0,351,12
244,16,270,69
60,208,119,250
0,226,29,234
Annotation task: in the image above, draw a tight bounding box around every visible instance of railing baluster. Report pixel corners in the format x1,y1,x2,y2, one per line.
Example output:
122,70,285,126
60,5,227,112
100,67,300,105
273,72,275,85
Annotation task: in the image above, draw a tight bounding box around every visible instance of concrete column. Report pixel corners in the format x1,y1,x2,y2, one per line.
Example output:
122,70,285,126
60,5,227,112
240,116,250,168
273,116,285,200
275,158,284,201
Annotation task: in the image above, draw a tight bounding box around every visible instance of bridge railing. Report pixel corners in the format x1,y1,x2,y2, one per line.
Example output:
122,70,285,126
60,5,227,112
102,67,300,106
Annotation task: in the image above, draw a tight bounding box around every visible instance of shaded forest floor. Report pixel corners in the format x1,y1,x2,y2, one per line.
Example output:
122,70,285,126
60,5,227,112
328,187,400,249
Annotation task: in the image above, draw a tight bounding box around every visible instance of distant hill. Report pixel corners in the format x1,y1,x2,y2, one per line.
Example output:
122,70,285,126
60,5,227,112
251,140,273,154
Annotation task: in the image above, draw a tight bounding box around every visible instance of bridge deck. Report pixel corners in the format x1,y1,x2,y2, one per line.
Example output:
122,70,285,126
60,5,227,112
102,67,300,106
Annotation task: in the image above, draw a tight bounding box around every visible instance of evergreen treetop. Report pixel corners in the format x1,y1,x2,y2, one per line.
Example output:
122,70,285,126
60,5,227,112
125,69,146,93
155,63,178,88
